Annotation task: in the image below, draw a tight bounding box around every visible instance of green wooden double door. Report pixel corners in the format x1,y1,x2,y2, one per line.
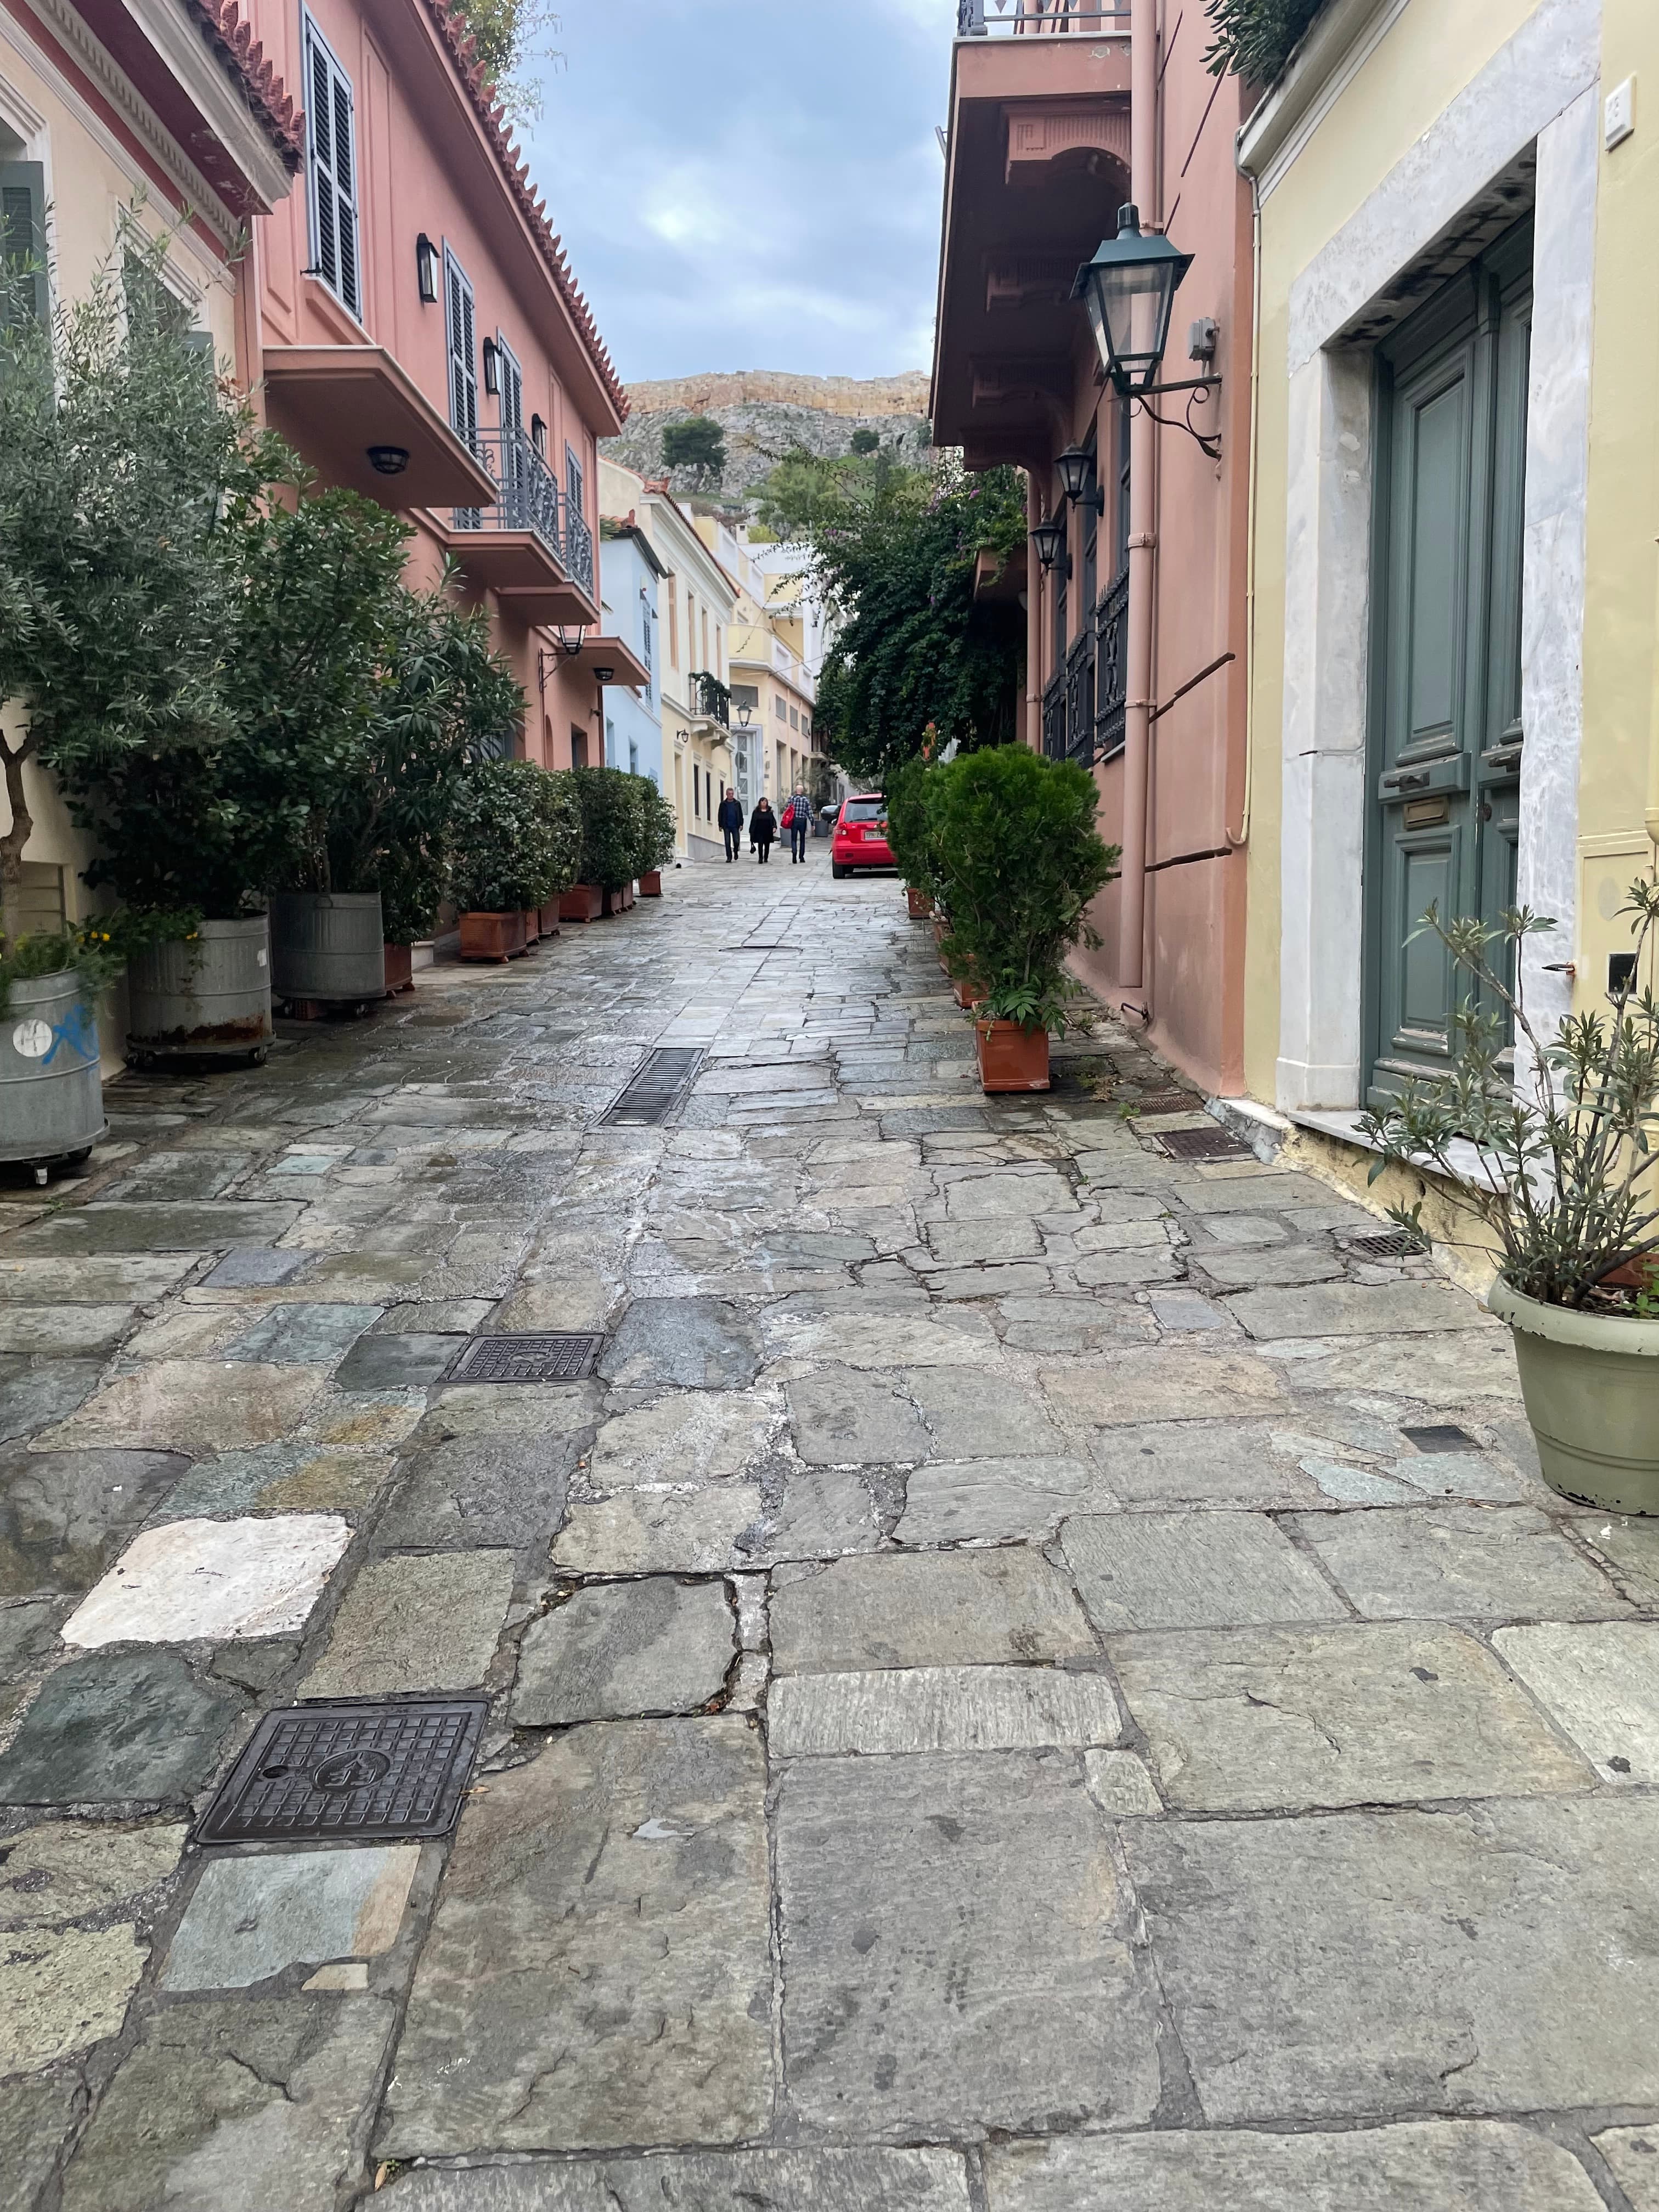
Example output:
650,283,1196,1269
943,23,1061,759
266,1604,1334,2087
1364,219,1532,1103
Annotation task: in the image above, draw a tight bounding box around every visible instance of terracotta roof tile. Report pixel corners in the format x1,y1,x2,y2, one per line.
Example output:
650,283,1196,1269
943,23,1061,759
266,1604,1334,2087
427,0,629,424
182,0,305,170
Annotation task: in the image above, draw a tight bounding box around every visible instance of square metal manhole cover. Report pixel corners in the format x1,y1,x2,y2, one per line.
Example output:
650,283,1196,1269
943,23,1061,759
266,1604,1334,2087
1158,1125,1252,1161
1400,1423,1478,1454
599,1046,704,1127
197,1697,487,1846
448,1332,605,1383
1346,1228,1427,1260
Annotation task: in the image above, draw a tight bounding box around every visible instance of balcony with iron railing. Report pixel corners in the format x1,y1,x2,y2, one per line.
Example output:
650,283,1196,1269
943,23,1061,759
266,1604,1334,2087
957,0,1128,33
691,670,731,729
444,426,598,623
1043,569,1128,768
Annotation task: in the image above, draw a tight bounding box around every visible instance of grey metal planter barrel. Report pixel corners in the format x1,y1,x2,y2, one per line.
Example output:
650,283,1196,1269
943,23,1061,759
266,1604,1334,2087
127,915,273,1065
0,969,107,1178
269,891,386,1003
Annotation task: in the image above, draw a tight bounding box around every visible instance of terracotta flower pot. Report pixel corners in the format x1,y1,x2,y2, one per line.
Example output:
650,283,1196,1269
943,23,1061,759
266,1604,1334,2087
639,870,663,898
540,902,562,936
953,975,986,1009
459,910,527,963
560,884,603,924
975,1017,1050,1093
521,908,541,946
602,883,636,916
907,886,933,919
383,943,414,995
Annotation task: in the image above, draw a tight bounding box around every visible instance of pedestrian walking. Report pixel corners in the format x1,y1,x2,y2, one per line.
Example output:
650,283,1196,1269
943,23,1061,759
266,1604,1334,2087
716,787,744,862
781,787,812,864
750,796,777,864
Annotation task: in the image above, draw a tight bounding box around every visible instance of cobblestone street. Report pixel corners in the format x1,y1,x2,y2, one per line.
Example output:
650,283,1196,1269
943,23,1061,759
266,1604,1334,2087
3,850,1658,2210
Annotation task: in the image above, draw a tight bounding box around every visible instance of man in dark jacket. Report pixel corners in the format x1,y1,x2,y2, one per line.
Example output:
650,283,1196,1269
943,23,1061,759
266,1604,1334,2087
781,787,812,864
749,797,777,862
716,788,744,862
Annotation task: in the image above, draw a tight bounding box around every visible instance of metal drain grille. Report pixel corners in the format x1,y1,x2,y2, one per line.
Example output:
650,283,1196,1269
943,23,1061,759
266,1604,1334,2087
1128,1091,1206,1116
1401,1423,1477,1454
600,1046,703,1127
1347,1228,1427,1260
448,1331,605,1383
197,1697,487,1846
1157,1125,1252,1161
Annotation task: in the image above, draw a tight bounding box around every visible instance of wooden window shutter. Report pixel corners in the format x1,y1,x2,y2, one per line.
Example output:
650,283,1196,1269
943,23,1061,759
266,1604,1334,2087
0,163,49,335
303,17,361,317
444,248,477,449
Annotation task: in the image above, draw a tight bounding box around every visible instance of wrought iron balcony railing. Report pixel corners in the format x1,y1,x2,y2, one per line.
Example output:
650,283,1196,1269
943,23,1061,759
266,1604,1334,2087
452,426,595,600
958,0,1129,33
691,670,731,728
1042,568,1128,769
1042,671,1068,763
1094,568,1128,761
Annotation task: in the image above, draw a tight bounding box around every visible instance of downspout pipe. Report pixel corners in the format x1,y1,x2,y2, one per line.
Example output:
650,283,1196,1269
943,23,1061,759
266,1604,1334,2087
1649,540,1659,851
1120,0,1159,992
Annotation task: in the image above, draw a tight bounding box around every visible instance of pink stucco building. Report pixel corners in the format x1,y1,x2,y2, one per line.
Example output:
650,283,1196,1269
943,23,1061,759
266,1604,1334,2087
241,0,645,761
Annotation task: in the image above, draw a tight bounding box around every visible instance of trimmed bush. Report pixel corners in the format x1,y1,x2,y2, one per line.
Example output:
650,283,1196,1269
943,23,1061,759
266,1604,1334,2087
884,757,944,911
631,776,679,877
449,759,575,913
930,747,1119,1034
571,765,644,891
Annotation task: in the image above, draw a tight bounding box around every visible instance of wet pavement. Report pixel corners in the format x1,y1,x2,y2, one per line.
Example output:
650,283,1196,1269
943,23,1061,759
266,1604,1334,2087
3,845,1659,2210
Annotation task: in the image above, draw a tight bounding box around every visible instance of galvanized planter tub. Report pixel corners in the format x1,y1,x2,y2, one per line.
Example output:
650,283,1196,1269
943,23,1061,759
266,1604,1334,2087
0,969,106,1172
270,891,386,1003
127,916,273,1065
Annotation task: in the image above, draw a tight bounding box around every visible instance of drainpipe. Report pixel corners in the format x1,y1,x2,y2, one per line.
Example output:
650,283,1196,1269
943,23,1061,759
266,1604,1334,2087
1649,540,1659,853
1120,0,1159,992
1026,469,1043,749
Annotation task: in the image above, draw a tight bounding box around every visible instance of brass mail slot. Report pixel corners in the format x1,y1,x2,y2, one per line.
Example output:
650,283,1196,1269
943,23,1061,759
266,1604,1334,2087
1404,796,1450,829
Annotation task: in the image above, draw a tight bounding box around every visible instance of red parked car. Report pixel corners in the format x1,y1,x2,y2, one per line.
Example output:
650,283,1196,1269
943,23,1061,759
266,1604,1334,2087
830,793,894,878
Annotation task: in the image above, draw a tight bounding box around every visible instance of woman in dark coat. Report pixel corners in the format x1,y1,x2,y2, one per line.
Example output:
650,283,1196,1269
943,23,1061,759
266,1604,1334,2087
750,797,777,863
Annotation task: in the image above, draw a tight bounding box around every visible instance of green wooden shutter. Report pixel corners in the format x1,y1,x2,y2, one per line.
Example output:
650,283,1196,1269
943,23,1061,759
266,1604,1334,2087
0,162,48,336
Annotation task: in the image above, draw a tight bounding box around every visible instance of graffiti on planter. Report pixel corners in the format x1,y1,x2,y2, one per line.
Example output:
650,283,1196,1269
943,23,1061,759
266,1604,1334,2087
12,1004,98,1066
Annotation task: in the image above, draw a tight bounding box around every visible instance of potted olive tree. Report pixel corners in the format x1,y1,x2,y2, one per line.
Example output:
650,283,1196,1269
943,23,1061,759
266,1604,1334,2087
450,759,575,961
931,747,1118,1092
1359,879,1659,1511
632,776,677,896
568,766,641,918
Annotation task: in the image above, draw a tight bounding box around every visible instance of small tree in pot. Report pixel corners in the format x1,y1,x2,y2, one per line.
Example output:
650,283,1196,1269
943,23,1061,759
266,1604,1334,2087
449,759,574,961
1359,881,1659,1511
569,766,642,915
885,755,941,919
630,775,678,895
930,748,1119,1092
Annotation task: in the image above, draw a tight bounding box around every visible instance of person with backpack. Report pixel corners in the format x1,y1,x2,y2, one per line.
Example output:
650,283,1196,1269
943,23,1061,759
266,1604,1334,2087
781,787,812,864
749,795,777,863
716,787,744,862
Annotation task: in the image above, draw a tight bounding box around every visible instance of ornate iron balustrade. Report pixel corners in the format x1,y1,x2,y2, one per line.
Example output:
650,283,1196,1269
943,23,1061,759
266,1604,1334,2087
453,426,594,599
1094,568,1128,761
692,670,731,728
958,0,1129,33
1064,630,1096,766
1041,671,1067,763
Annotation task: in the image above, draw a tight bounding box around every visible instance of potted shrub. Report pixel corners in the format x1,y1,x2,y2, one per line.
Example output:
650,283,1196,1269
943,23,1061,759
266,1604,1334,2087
930,747,1119,1093
0,925,125,1182
449,758,572,961
885,759,937,920
632,776,678,897
1359,878,1659,1512
570,766,642,917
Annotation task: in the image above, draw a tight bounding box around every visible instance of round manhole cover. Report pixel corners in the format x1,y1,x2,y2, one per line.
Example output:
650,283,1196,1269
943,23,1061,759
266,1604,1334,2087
311,1748,391,1793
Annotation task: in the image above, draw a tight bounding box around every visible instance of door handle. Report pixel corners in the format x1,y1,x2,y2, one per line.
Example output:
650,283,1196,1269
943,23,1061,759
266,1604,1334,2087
1383,769,1431,794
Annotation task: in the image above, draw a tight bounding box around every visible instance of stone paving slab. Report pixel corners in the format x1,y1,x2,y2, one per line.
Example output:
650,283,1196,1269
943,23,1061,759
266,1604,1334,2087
41,1359,328,1454
0,2076,82,2209
1124,1798,1659,2119
58,1993,393,2211
776,1749,1159,2138
1493,1621,1659,1781
63,1515,351,1648
380,2148,973,2210
301,1549,514,1696
894,1457,1102,1545
380,1718,770,2157
982,2123,1607,2210
770,1548,1095,1673
8,1203,300,1254
1062,1510,1347,1629
0,1645,245,1804
1113,1621,1592,1809
512,1576,735,1723
769,1665,1123,1757
1226,1282,1497,1340
1041,1350,1288,1426
1296,1504,1624,1620
1594,2128,1659,2211
162,1845,419,1990
0,1447,189,1598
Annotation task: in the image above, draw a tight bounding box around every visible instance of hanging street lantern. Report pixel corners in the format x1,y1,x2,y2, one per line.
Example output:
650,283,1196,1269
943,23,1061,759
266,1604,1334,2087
1073,204,1194,397
1029,514,1069,575
1055,444,1104,513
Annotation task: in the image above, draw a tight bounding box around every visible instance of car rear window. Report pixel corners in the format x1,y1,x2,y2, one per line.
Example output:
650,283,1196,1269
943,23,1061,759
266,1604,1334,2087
843,799,885,823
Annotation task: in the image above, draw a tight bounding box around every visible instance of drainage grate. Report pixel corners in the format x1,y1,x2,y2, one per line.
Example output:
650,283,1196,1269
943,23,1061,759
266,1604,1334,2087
1157,1125,1252,1161
1401,1423,1477,1454
196,1697,487,1846
1347,1228,1427,1261
1129,1090,1206,1116
599,1046,704,1127
448,1331,605,1383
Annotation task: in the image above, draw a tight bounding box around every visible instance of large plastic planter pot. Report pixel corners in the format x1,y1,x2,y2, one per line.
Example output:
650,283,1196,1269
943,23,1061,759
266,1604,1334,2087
639,871,663,898
975,1018,1050,1094
128,916,272,1064
270,891,386,1002
560,884,603,924
459,911,527,963
0,970,107,1173
1487,1276,1659,1513
907,887,933,919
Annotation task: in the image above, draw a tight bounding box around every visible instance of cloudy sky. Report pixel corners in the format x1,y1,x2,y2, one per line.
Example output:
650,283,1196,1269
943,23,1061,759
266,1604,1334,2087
518,1,951,386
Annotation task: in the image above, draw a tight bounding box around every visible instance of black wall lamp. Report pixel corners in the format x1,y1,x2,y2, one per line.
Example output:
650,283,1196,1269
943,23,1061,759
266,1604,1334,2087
1073,204,1222,459
366,445,409,476
592,664,616,685
1055,445,1104,514
415,233,438,304
1030,514,1070,577
482,337,500,397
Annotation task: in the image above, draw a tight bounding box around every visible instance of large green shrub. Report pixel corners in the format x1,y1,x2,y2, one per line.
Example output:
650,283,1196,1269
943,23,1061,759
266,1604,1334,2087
630,776,679,876
1204,0,1330,81
931,748,1119,1034
571,765,643,891
884,757,944,909
449,759,572,913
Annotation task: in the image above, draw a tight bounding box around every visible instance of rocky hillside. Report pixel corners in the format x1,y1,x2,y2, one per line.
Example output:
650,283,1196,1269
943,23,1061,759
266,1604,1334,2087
603,370,933,504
